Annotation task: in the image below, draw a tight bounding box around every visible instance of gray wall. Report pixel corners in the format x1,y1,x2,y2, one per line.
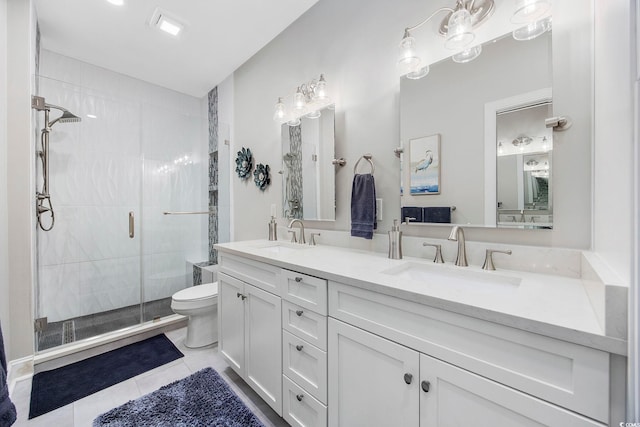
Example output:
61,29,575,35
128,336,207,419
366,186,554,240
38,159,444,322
231,0,594,249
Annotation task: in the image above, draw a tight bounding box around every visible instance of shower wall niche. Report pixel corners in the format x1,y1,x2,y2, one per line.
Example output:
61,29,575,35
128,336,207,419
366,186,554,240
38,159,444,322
35,49,209,350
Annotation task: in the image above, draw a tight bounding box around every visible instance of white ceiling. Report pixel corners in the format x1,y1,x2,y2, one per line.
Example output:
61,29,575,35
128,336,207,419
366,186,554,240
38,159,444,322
35,0,319,97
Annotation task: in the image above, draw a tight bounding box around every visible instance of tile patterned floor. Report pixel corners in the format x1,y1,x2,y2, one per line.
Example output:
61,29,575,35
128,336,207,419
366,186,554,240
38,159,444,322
10,327,289,426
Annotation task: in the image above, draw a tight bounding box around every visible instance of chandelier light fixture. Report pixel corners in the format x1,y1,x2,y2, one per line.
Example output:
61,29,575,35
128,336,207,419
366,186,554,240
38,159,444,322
273,74,331,127
398,0,552,79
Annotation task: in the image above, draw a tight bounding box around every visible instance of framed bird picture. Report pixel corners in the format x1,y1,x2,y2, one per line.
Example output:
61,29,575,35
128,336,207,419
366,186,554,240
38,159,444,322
409,134,440,195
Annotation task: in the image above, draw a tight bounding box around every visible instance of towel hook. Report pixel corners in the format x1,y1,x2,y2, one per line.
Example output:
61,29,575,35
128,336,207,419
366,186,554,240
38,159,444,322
354,154,374,174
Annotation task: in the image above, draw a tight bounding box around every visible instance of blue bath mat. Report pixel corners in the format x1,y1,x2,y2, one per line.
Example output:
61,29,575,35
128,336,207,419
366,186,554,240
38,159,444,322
93,367,265,426
29,333,183,419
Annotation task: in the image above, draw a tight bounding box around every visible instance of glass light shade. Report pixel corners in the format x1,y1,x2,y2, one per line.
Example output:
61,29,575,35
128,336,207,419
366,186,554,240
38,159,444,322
452,44,482,63
512,16,551,41
306,110,321,119
273,98,286,121
294,88,306,110
445,9,475,50
406,65,429,80
397,35,421,76
287,118,301,127
511,0,551,24
314,75,328,99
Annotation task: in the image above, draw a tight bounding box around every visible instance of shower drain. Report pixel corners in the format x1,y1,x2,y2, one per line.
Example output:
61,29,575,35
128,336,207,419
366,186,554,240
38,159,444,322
62,320,76,344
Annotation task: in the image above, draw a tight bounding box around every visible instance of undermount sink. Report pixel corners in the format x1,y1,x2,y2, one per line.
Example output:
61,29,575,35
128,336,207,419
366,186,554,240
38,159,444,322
252,242,310,254
381,262,521,291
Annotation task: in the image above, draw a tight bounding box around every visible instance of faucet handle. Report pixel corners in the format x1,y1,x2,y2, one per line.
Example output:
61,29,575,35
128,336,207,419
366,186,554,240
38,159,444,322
288,230,298,243
309,233,321,246
482,249,512,271
422,243,444,263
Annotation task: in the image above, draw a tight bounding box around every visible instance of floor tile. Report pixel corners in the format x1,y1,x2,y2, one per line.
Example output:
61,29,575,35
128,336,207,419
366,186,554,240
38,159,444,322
73,378,141,426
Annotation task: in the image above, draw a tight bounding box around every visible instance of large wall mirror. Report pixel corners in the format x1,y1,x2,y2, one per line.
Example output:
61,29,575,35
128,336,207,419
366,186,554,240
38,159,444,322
400,28,553,229
281,105,336,221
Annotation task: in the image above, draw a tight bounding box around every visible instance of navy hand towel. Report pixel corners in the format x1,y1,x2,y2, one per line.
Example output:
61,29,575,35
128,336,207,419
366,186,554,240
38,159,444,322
0,322,17,427
423,207,451,223
351,173,377,239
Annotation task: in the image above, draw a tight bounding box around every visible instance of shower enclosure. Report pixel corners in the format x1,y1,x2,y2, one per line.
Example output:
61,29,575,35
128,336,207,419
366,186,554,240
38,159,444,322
33,51,210,352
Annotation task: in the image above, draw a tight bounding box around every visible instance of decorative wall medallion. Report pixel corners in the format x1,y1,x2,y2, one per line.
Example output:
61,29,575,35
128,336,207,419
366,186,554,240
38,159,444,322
253,164,271,191
235,147,253,179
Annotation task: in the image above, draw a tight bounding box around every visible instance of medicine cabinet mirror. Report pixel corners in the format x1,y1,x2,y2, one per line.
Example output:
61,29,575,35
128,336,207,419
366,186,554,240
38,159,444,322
281,104,336,221
400,30,553,229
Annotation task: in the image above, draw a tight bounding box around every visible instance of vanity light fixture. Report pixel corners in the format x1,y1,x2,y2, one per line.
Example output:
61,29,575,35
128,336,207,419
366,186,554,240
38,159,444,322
398,0,494,79
399,0,552,79
273,74,331,127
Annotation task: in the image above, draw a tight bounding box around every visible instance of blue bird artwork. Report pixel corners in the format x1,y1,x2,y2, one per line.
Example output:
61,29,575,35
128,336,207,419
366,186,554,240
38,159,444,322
414,150,434,173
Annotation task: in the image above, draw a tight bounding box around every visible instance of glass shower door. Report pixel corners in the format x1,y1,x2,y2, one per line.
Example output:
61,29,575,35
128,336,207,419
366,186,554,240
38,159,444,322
35,76,144,351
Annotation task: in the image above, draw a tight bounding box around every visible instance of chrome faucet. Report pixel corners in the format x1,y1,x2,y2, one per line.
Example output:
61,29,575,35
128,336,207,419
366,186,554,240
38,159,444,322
447,225,468,267
288,219,306,244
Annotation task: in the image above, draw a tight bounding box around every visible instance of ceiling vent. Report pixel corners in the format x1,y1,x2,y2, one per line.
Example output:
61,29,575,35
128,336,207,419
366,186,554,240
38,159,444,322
149,8,185,38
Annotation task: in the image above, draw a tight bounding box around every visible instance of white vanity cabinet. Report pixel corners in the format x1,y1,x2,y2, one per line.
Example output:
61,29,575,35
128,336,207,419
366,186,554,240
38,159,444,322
328,281,610,426
329,318,604,426
280,269,329,427
218,255,282,416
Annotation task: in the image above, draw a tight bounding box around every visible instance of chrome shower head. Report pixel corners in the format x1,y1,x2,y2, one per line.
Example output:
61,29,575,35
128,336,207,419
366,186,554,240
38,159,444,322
48,109,82,126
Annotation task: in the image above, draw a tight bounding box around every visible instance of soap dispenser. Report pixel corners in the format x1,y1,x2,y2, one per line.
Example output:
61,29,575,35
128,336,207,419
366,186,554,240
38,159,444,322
388,219,402,259
268,216,277,241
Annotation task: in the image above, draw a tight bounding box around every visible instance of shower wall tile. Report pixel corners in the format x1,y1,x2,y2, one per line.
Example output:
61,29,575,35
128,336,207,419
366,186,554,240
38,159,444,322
37,50,208,321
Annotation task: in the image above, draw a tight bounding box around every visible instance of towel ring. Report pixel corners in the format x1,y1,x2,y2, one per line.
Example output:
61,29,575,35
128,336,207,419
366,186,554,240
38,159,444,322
354,154,374,174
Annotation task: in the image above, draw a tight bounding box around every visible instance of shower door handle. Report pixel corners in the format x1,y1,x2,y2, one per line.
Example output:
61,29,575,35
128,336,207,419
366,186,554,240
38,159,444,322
129,211,134,238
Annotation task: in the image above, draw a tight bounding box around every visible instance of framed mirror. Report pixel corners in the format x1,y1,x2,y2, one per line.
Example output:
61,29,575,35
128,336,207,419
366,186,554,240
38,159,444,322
399,29,552,228
281,104,336,221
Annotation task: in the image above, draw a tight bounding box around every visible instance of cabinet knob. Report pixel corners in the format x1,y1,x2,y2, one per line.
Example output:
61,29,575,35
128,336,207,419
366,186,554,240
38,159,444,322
236,293,246,300
296,344,304,351
296,394,304,402
236,292,242,298
295,276,303,282
403,373,413,384
421,380,431,393
295,310,304,316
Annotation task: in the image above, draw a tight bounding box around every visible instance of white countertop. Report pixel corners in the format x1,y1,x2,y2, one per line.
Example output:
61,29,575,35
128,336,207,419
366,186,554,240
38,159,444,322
215,240,627,355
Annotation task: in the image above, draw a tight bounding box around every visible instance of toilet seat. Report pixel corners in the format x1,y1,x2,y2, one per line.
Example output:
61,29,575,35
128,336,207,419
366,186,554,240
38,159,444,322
172,282,218,302
171,282,218,311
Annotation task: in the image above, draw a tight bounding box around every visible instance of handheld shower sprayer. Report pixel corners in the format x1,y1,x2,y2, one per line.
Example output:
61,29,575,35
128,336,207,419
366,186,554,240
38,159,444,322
31,95,81,231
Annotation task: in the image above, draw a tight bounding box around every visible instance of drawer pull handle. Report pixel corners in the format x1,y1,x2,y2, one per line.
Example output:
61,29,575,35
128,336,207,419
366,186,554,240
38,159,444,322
404,373,413,385
295,310,304,316
296,394,304,402
296,344,304,351
294,277,303,282
421,380,431,393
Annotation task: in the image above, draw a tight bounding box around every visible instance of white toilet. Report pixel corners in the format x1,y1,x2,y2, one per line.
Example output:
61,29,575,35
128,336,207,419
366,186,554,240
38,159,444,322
171,282,218,348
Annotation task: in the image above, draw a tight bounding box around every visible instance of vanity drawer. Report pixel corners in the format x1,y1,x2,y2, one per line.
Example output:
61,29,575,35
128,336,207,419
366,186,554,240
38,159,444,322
329,281,610,423
280,269,327,315
283,300,327,350
283,375,327,427
219,253,280,294
283,330,327,404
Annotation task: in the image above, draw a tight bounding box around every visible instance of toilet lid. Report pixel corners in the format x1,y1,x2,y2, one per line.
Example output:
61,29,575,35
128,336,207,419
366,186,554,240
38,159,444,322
172,282,218,302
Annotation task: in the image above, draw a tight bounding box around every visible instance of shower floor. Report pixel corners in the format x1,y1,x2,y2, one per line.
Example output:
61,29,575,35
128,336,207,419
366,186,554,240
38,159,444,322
37,298,174,352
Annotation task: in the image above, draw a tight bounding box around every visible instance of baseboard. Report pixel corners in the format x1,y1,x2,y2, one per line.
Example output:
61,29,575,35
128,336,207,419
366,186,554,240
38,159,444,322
7,355,34,395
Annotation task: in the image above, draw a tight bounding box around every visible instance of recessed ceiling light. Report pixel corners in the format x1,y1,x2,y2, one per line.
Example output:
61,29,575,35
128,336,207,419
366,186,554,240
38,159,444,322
150,8,185,38
106,0,124,6
86,114,97,119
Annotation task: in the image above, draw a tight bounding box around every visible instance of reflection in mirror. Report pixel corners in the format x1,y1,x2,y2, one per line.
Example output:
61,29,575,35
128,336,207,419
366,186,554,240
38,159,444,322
281,105,336,221
496,101,553,229
400,30,552,228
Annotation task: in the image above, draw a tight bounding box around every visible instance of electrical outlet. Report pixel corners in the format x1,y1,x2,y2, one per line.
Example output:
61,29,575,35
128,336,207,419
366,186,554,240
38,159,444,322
376,198,383,221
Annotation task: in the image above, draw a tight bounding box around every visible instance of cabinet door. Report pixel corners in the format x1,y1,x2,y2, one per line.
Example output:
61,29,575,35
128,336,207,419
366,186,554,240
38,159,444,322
419,354,605,427
245,283,282,416
328,318,419,427
218,272,245,376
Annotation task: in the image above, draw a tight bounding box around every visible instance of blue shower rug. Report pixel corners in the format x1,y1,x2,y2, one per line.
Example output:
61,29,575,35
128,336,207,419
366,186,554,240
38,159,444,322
29,333,183,419
93,367,265,426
